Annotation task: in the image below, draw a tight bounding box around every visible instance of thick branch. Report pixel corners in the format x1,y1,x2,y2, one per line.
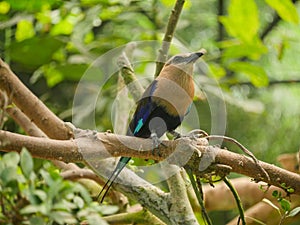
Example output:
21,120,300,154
167,168,199,225
0,130,81,162
0,58,72,140
1,129,300,196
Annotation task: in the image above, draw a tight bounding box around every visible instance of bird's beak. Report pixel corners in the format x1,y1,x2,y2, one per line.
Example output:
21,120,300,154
188,48,206,63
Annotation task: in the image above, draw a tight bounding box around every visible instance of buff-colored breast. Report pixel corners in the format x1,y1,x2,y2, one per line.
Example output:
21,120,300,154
153,64,195,117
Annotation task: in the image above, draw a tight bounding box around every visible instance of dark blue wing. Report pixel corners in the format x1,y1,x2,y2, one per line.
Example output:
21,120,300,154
127,80,158,136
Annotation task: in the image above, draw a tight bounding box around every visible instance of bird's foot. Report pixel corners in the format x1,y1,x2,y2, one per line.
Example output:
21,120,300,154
150,132,165,156
181,129,208,140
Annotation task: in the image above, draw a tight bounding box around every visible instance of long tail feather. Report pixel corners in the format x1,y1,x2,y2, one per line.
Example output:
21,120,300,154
97,157,131,203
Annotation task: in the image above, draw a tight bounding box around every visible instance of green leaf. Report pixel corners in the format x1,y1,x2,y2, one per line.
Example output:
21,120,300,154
20,204,47,215
279,198,291,212
228,62,269,87
265,0,299,24
43,64,63,87
53,64,90,81
51,19,74,36
29,216,45,225
287,207,300,217
86,214,108,225
74,196,84,208
20,148,33,179
272,190,280,198
15,20,35,42
0,166,18,185
8,36,64,70
34,190,47,201
2,152,20,168
209,63,226,79
221,39,268,60
8,0,61,12
219,0,259,43
0,1,10,14
98,205,119,215
50,211,77,224
100,6,122,21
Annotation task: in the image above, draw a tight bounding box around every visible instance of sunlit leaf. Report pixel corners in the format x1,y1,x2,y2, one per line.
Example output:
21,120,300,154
0,1,10,14
43,64,63,87
15,20,35,42
219,0,259,43
7,0,62,12
265,0,299,24
228,61,269,87
222,39,268,60
100,5,122,20
51,19,74,36
209,62,226,79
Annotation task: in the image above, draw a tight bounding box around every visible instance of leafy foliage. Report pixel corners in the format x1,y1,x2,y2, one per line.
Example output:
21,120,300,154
0,149,117,225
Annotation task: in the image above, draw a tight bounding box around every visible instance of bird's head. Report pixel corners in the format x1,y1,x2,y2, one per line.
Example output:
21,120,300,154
165,49,206,66
162,49,206,76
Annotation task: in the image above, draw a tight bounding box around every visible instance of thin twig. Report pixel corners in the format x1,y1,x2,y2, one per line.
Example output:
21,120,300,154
228,79,300,87
60,168,105,185
117,51,144,102
154,0,185,77
206,135,270,182
223,177,246,225
217,0,225,42
185,166,212,225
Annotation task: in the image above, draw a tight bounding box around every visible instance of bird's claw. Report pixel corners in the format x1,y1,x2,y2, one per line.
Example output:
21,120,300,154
181,129,208,140
150,132,165,156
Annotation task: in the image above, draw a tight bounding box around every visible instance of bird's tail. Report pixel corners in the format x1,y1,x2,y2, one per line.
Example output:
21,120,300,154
97,156,131,203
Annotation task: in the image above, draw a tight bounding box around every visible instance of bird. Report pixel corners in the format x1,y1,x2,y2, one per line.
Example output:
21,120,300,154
98,49,206,202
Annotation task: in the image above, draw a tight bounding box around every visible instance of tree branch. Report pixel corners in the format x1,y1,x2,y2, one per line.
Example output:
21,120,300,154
167,167,199,225
217,0,225,42
60,168,105,185
228,79,300,87
1,128,300,196
154,0,185,77
0,58,72,140
117,50,144,102
5,104,46,138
